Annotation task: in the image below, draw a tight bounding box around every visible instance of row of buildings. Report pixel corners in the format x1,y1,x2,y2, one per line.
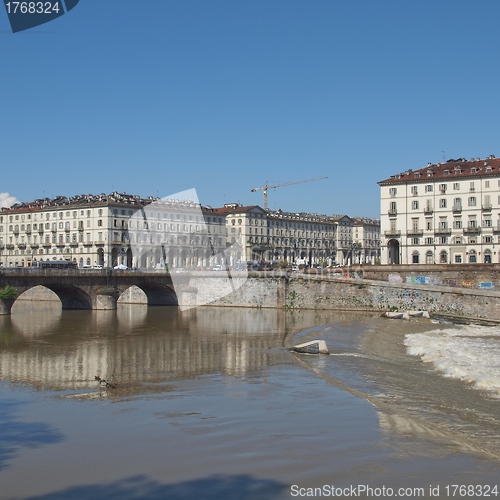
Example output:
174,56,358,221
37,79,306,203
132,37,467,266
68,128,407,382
0,192,381,269
379,155,500,265
6,152,496,270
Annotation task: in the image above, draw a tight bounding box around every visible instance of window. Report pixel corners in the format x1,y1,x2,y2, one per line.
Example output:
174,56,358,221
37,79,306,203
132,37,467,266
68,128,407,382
389,187,397,197
426,220,432,230
412,253,419,264
440,237,447,244
425,185,433,192
411,238,420,245
483,218,492,227
440,199,447,208
425,237,433,245
412,200,419,210
484,236,493,243
453,183,460,190
453,198,462,210
453,219,462,229
410,186,418,195
440,251,448,263
439,184,447,193
470,182,475,192
468,197,476,207
455,255,462,263
485,180,490,188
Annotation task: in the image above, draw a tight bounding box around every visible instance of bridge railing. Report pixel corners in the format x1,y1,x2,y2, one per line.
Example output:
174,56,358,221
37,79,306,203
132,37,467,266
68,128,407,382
0,268,170,276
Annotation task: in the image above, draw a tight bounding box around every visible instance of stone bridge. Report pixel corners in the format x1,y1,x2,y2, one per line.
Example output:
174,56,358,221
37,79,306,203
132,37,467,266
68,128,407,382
0,269,185,314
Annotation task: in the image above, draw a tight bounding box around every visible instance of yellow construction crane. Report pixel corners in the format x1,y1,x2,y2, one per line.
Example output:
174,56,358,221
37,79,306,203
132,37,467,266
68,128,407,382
251,176,328,209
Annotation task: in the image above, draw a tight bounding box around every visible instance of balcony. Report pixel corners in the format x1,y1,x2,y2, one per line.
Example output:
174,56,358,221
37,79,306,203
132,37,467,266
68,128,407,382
42,243,51,248
6,244,14,250
56,242,65,247
384,230,401,237
463,226,481,234
434,228,451,235
18,243,26,249
424,207,433,215
406,229,424,236
482,204,492,211
83,241,93,246
452,205,462,213
388,209,397,217
25,229,31,235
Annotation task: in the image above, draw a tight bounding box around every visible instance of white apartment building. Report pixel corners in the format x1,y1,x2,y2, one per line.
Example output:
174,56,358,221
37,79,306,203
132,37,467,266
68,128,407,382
0,193,379,269
217,204,379,266
352,217,381,264
0,193,227,269
379,155,500,265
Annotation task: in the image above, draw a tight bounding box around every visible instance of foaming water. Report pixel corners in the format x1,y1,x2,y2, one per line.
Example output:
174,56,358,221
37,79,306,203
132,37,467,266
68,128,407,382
288,316,500,460
405,325,500,398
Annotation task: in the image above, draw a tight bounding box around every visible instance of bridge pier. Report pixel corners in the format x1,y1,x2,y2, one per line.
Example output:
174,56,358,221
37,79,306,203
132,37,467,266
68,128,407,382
93,288,119,310
0,299,15,315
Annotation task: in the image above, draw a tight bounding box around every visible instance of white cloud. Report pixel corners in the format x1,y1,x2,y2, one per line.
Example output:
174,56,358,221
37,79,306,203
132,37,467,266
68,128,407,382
0,192,20,208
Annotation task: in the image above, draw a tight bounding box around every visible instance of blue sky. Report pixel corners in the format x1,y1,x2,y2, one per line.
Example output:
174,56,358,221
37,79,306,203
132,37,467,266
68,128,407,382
1,1,500,217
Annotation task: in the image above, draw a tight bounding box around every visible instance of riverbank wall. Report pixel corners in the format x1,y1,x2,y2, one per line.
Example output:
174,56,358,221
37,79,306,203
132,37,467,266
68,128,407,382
183,271,500,323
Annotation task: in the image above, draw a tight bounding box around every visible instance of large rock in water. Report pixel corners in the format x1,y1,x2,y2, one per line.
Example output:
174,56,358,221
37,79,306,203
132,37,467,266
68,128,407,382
291,340,329,355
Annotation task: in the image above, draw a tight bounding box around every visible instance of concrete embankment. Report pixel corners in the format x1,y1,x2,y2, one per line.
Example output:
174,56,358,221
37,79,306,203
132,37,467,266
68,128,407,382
12,267,500,323
183,272,500,323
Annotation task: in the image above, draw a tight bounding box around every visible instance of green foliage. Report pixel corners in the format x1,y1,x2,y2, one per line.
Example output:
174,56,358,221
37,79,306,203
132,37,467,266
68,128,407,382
0,285,17,300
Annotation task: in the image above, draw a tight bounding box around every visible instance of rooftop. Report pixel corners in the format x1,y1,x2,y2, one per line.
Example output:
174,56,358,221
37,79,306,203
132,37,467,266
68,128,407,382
378,155,500,185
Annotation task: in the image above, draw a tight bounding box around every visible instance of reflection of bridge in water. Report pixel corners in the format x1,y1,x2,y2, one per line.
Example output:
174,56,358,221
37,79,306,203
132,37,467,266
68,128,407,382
0,269,183,314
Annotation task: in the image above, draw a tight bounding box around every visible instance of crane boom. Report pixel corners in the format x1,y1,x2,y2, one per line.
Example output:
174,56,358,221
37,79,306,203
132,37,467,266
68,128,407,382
251,176,327,209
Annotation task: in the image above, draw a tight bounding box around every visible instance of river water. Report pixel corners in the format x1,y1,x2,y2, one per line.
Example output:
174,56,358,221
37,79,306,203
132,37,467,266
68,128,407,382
0,302,499,499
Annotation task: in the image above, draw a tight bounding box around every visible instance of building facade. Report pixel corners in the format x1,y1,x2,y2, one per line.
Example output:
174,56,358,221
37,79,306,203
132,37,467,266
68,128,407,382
379,155,500,265
0,193,379,269
0,193,227,269
217,204,380,266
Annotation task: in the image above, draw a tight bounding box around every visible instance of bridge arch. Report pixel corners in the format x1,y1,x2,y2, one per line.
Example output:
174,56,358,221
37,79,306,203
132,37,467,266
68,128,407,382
15,284,93,310
118,283,178,306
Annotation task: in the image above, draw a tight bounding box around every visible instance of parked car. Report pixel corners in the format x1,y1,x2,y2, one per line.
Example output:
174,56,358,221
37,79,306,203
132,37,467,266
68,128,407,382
212,264,228,271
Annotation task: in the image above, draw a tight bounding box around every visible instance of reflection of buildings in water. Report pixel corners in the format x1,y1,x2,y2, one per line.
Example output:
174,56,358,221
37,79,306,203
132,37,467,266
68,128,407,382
0,309,289,391
0,307,358,392
116,304,148,329
10,302,62,338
